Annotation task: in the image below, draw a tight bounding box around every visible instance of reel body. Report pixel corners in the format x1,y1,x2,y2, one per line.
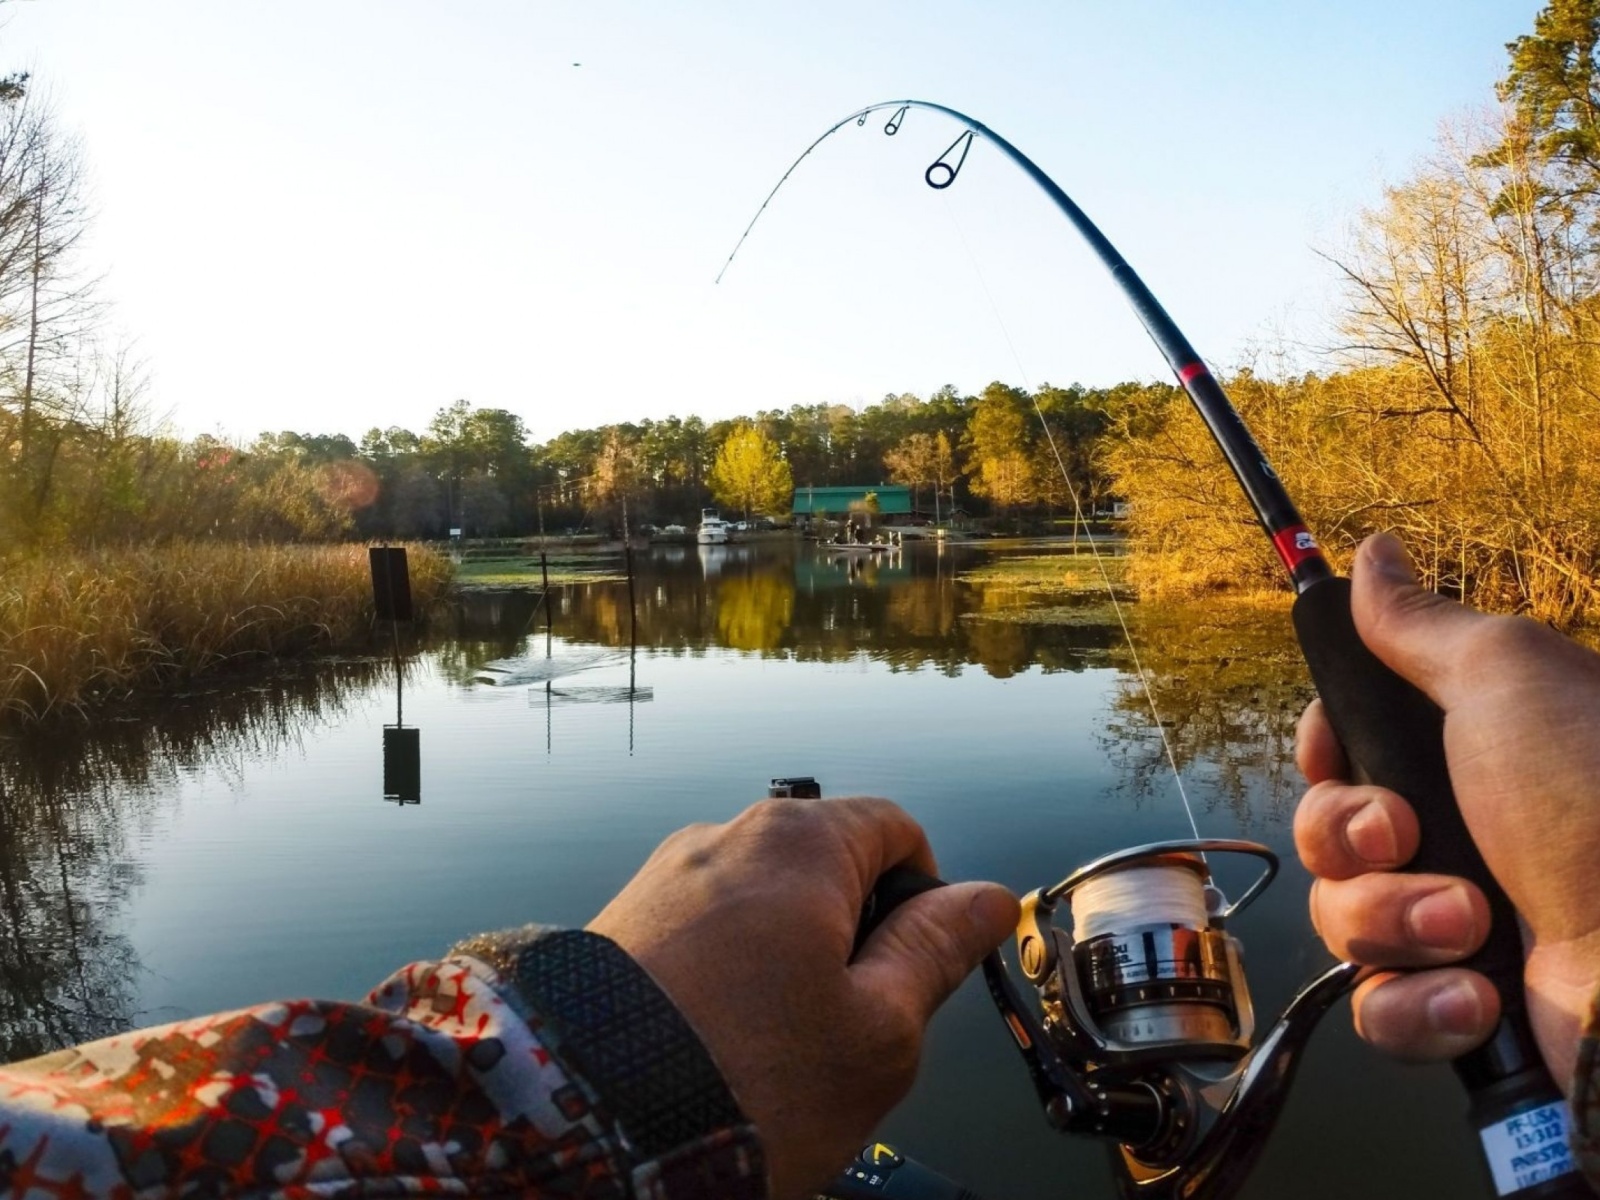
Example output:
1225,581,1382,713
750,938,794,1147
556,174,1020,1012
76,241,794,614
986,839,1359,1199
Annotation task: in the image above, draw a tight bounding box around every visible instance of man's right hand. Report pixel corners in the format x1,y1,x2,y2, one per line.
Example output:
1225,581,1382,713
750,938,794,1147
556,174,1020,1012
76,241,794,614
1293,533,1600,1086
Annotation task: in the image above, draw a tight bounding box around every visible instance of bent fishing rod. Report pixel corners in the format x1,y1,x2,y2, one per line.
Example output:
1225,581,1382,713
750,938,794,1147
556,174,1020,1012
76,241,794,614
728,102,1586,1199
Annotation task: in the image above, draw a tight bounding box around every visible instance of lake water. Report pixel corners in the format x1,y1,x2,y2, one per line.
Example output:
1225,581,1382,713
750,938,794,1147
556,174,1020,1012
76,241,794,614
0,538,1492,1198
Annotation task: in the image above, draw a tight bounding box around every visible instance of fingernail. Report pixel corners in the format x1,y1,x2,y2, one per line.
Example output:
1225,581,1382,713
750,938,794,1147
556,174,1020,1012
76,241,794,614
1345,800,1399,866
1406,886,1476,953
1426,979,1483,1035
1364,533,1417,585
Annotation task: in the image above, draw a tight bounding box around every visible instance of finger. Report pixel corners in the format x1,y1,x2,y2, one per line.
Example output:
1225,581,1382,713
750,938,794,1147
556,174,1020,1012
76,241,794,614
1294,779,1419,879
852,882,1019,1024
819,796,941,891
1310,873,1490,967
1294,698,1349,784
1348,533,1500,709
1351,969,1500,1061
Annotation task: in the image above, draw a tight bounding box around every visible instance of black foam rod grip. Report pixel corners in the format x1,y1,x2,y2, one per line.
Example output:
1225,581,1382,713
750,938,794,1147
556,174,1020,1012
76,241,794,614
1290,577,1525,1011
853,865,946,959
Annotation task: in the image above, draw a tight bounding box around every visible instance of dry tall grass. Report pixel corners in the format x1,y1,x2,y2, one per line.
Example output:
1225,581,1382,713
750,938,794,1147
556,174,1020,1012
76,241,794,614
0,542,452,721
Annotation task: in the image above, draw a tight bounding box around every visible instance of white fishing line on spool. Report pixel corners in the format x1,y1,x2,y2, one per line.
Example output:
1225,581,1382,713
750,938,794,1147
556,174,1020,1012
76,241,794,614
1070,865,1208,944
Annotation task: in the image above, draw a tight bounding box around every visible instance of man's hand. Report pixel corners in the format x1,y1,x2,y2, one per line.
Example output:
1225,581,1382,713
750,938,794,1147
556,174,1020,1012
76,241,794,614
1294,533,1600,1085
588,797,1019,1200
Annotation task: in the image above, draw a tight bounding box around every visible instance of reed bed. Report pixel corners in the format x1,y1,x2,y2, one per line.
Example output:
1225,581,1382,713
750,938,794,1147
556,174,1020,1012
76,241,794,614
0,542,453,722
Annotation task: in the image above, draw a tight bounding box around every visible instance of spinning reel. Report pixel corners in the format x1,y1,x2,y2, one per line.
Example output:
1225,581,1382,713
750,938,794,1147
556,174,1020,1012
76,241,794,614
981,839,1359,1199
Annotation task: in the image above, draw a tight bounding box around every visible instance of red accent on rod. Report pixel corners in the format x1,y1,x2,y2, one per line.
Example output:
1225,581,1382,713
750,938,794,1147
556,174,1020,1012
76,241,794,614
1178,362,1208,383
1272,524,1324,572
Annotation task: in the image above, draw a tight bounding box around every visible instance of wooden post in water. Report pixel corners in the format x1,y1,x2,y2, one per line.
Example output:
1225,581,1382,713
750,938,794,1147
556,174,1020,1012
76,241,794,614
538,496,552,650
623,493,637,645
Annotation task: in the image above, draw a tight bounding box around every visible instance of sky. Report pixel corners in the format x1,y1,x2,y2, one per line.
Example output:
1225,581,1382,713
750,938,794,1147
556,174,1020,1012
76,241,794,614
4,1,1547,444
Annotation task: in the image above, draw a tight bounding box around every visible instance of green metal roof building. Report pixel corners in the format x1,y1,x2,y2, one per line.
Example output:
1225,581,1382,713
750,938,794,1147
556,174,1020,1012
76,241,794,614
791,485,913,517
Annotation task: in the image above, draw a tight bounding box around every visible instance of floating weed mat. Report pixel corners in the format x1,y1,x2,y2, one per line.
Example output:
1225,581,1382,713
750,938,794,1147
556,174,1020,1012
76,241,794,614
453,555,629,588
958,601,1124,627
0,542,452,724
956,552,1133,600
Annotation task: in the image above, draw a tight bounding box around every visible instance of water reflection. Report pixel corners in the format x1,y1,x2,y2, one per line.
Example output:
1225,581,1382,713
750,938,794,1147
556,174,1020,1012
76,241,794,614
1107,601,1313,830
0,659,395,1059
450,542,1121,678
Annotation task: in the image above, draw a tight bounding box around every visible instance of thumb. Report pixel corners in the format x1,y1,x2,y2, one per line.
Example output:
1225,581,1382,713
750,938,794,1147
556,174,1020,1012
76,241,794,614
1350,532,1494,710
851,882,1019,1022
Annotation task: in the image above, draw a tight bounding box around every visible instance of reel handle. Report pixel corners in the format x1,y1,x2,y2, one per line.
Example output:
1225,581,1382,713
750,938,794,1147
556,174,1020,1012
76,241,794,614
1292,577,1584,1195
853,865,946,958
820,1142,984,1200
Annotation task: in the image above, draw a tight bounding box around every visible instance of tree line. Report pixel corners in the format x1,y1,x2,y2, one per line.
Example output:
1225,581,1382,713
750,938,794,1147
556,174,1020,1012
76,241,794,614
3,367,1164,547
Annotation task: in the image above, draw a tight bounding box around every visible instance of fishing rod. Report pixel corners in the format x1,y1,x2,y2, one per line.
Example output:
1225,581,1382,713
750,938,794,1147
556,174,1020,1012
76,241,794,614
729,102,1585,1199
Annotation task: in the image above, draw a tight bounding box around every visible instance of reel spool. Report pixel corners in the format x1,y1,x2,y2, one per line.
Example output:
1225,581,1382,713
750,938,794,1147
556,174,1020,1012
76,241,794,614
1019,842,1274,1064
987,838,1359,1198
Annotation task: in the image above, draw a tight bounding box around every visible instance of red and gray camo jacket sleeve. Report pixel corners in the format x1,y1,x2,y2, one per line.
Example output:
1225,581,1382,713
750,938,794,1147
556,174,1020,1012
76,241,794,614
0,926,766,1200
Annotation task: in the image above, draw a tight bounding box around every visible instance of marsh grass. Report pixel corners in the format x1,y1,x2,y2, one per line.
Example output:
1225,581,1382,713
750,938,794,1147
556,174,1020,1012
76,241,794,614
0,542,452,722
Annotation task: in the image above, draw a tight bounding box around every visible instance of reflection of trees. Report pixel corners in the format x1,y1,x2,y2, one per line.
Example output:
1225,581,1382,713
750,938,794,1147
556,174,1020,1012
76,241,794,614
0,659,390,1060
717,574,794,652
0,786,143,1062
468,545,1119,679
1101,602,1312,829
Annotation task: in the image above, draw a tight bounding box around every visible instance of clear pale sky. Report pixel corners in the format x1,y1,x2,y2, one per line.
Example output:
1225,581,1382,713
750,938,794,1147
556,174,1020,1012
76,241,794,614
5,1,1545,443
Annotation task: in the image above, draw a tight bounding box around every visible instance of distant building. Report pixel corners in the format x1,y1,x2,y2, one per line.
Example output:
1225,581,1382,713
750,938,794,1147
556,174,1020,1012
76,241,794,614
791,485,914,524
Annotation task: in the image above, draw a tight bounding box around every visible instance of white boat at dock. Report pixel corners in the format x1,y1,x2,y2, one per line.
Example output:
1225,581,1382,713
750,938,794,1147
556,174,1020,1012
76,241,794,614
696,509,731,545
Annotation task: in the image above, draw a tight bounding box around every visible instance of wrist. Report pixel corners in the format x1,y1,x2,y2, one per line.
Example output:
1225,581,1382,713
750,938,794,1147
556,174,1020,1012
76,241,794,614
453,925,767,1199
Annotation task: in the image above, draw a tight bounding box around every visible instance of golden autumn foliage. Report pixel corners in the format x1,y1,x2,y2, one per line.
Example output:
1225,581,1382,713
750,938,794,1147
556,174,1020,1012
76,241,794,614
1106,107,1600,629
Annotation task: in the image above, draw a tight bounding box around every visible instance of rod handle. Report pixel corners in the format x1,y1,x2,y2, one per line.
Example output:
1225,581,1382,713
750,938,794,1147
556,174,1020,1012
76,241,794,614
1292,577,1586,1196
1292,577,1521,984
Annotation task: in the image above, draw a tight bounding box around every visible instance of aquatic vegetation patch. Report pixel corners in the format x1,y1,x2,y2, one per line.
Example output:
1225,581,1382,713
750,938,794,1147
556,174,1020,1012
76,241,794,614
958,601,1124,627
957,552,1131,599
453,556,629,588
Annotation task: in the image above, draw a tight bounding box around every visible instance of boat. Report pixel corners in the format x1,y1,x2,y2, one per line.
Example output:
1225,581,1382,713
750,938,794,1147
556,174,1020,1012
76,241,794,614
696,508,731,545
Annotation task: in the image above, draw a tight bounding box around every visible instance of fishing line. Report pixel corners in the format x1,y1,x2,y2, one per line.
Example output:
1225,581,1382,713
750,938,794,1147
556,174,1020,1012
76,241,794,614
1070,864,1207,943
936,192,1202,842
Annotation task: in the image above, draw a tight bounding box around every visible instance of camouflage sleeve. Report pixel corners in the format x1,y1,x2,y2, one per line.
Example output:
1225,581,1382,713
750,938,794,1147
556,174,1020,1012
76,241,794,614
1576,986,1600,1192
0,928,766,1200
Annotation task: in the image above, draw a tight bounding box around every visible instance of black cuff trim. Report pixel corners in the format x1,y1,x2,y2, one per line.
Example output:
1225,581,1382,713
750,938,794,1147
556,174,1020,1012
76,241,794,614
511,929,748,1160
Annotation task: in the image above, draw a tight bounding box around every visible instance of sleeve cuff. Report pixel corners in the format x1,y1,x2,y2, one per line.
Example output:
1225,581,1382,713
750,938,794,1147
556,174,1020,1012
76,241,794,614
452,925,766,1200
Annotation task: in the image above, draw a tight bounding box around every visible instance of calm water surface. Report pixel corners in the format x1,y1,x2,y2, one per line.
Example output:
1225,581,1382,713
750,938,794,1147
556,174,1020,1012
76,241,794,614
1,539,1488,1198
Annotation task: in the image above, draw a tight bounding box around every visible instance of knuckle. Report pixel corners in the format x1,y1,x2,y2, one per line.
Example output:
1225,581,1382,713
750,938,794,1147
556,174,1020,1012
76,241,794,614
732,798,817,845
657,821,716,859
